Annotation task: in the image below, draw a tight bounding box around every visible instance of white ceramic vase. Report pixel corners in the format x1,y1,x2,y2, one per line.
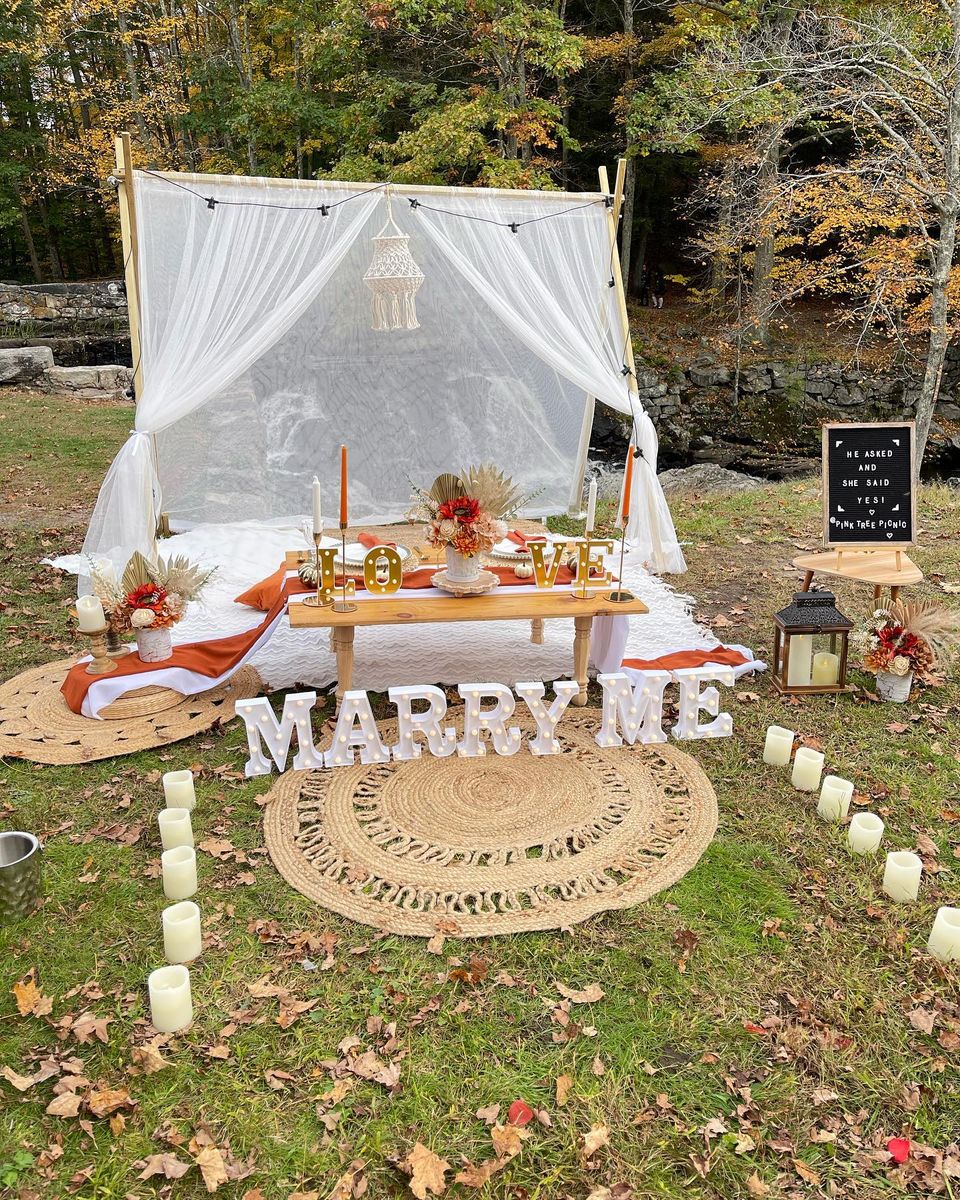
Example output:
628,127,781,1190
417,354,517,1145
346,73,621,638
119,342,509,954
137,626,173,663
444,546,482,584
876,669,912,703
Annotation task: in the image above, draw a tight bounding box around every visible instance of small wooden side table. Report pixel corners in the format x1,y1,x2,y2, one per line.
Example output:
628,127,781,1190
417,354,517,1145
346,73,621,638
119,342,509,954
791,549,923,605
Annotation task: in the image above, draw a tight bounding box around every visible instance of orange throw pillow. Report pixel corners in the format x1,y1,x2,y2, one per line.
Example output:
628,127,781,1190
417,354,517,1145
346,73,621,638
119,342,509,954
234,563,286,611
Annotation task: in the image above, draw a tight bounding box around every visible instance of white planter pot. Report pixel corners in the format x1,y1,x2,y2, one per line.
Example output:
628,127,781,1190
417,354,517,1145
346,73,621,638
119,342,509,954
444,546,482,584
876,669,912,702
137,626,173,663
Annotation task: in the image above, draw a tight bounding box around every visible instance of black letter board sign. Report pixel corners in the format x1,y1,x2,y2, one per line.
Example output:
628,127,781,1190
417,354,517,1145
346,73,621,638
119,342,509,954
821,421,915,548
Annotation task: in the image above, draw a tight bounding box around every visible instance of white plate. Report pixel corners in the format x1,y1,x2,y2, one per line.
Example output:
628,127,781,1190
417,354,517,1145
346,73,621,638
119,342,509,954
338,541,412,565
490,536,554,562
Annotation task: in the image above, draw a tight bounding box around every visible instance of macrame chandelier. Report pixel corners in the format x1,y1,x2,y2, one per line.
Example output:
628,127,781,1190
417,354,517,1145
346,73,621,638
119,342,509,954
362,189,424,331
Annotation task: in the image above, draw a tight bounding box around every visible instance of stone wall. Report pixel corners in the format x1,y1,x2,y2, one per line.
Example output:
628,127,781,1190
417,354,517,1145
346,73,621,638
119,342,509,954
628,353,960,475
0,280,127,325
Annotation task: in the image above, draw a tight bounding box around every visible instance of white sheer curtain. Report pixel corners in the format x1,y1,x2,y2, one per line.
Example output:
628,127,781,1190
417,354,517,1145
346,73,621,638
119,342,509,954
82,173,382,565
80,173,684,576
411,194,685,572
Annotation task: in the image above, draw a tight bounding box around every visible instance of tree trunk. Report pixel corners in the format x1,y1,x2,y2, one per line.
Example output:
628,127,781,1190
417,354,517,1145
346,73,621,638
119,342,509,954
117,7,151,152
915,203,957,468
749,130,781,342
18,202,42,282
620,156,636,296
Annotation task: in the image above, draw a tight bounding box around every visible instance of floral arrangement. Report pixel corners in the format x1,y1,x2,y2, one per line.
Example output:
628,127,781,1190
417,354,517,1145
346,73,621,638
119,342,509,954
858,599,960,684
90,551,214,635
412,464,536,558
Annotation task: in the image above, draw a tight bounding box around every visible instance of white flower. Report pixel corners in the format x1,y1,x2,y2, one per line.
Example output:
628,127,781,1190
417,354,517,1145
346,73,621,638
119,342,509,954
891,654,911,676
438,519,457,540
131,608,155,628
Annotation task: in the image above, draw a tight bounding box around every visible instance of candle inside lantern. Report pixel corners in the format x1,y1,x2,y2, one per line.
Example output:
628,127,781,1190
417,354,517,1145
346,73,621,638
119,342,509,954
786,634,813,687
762,725,794,766
312,476,323,535
811,651,840,686
817,775,854,822
791,746,824,792
148,964,193,1033
585,478,597,532
162,900,202,963
620,445,635,525
158,808,193,851
161,845,197,900
927,906,960,961
76,594,106,632
162,769,196,812
848,812,884,855
339,444,348,527
882,851,922,902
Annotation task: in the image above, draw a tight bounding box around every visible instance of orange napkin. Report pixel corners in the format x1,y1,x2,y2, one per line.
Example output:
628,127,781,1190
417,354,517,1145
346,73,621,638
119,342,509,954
506,530,547,553
358,531,397,549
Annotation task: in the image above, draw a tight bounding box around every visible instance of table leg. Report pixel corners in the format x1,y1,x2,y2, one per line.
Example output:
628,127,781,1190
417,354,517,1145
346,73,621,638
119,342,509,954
332,625,355,701
890,586,900,603
802,570,814,590
873,585,882,604
530,617,544,645
572,614,593,706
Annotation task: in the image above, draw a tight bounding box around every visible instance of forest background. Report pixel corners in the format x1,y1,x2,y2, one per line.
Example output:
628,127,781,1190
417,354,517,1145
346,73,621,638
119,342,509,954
3,0,960,461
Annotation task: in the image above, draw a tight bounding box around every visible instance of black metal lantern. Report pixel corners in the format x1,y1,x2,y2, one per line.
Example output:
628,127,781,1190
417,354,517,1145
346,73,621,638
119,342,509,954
772,591,853,695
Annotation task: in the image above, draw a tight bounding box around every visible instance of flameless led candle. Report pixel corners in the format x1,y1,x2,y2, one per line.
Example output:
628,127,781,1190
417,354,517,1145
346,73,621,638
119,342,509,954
620,445,635,525
339,444,348,526
791,746,824,792
76,594,106,632
311,476,323,535
927,907,960,960
585,478,597,531
158,808,193,851
882,851,922,902
162,900,202,963
786,634,813,687
811,651,840,686
148,964,192,1032
817,775,854,822
762,725,794,766
162,769,196,812
848,812,884,855
161,845,197,900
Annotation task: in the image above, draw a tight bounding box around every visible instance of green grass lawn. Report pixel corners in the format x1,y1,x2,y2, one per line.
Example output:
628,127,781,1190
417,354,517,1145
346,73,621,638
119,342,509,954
1,392,959,1199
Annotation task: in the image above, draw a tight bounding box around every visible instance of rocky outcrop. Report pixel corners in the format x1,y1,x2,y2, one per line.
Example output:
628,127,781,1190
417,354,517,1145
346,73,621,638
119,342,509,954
0,346,130,399
658,464,766,494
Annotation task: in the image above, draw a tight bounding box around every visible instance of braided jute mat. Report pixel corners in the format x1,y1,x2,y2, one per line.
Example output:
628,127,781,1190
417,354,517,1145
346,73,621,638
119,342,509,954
0,659,262,765
263,711,718,937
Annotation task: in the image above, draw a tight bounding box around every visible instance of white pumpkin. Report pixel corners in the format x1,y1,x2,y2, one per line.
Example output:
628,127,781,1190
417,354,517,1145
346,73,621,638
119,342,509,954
514,562,534,579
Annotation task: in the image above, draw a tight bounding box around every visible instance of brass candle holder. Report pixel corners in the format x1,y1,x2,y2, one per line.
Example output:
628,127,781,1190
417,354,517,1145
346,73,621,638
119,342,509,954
570,530,594,601
333,523,357,613
80,624,119,674
302,531,334,608
607,525,634,603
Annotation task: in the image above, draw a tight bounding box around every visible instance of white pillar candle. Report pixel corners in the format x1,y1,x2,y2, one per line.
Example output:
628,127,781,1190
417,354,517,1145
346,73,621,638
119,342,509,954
927,907,960,961
882,851,922,902
817,775,854,822
811,651,840,686
158,808,193,851
848,812,884,855
161,845,198,900
762,725,794,766
162,769,196,812
585,478,597,531
162,900,202,963
76,594,106,632
148,964,192,1033
312,476,323,535
791,747,824,791
786,634,813,687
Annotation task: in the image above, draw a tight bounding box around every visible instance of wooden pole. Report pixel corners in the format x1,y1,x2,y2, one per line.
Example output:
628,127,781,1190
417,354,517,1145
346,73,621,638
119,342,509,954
114,132,144,399
600,160,640,401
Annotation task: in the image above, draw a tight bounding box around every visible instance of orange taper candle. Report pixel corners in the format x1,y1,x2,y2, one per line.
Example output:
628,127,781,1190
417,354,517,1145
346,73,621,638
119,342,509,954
621,444,635,525
339,444,348,527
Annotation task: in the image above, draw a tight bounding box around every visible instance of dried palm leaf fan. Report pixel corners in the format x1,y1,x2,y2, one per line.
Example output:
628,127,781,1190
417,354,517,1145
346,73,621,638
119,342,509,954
428,472,464,505
458,463,526,518
362,189,424,331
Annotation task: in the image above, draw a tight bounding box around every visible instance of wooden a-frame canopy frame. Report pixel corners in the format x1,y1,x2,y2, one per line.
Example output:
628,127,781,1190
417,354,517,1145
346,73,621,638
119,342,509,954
112,134,639,525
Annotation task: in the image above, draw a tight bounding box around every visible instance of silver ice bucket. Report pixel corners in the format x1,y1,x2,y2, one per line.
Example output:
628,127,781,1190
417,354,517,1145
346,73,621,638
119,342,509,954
0,832,42,921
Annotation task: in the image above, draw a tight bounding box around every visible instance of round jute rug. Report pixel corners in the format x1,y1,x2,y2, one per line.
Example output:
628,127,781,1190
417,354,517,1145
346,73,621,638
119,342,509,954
0,659,262,765
263,712,718,937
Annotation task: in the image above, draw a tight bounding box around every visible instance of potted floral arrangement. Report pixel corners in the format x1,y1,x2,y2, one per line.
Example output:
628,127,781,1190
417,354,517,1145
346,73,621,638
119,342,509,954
412,465,532,584
91,552,214,663
860,599,960,702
